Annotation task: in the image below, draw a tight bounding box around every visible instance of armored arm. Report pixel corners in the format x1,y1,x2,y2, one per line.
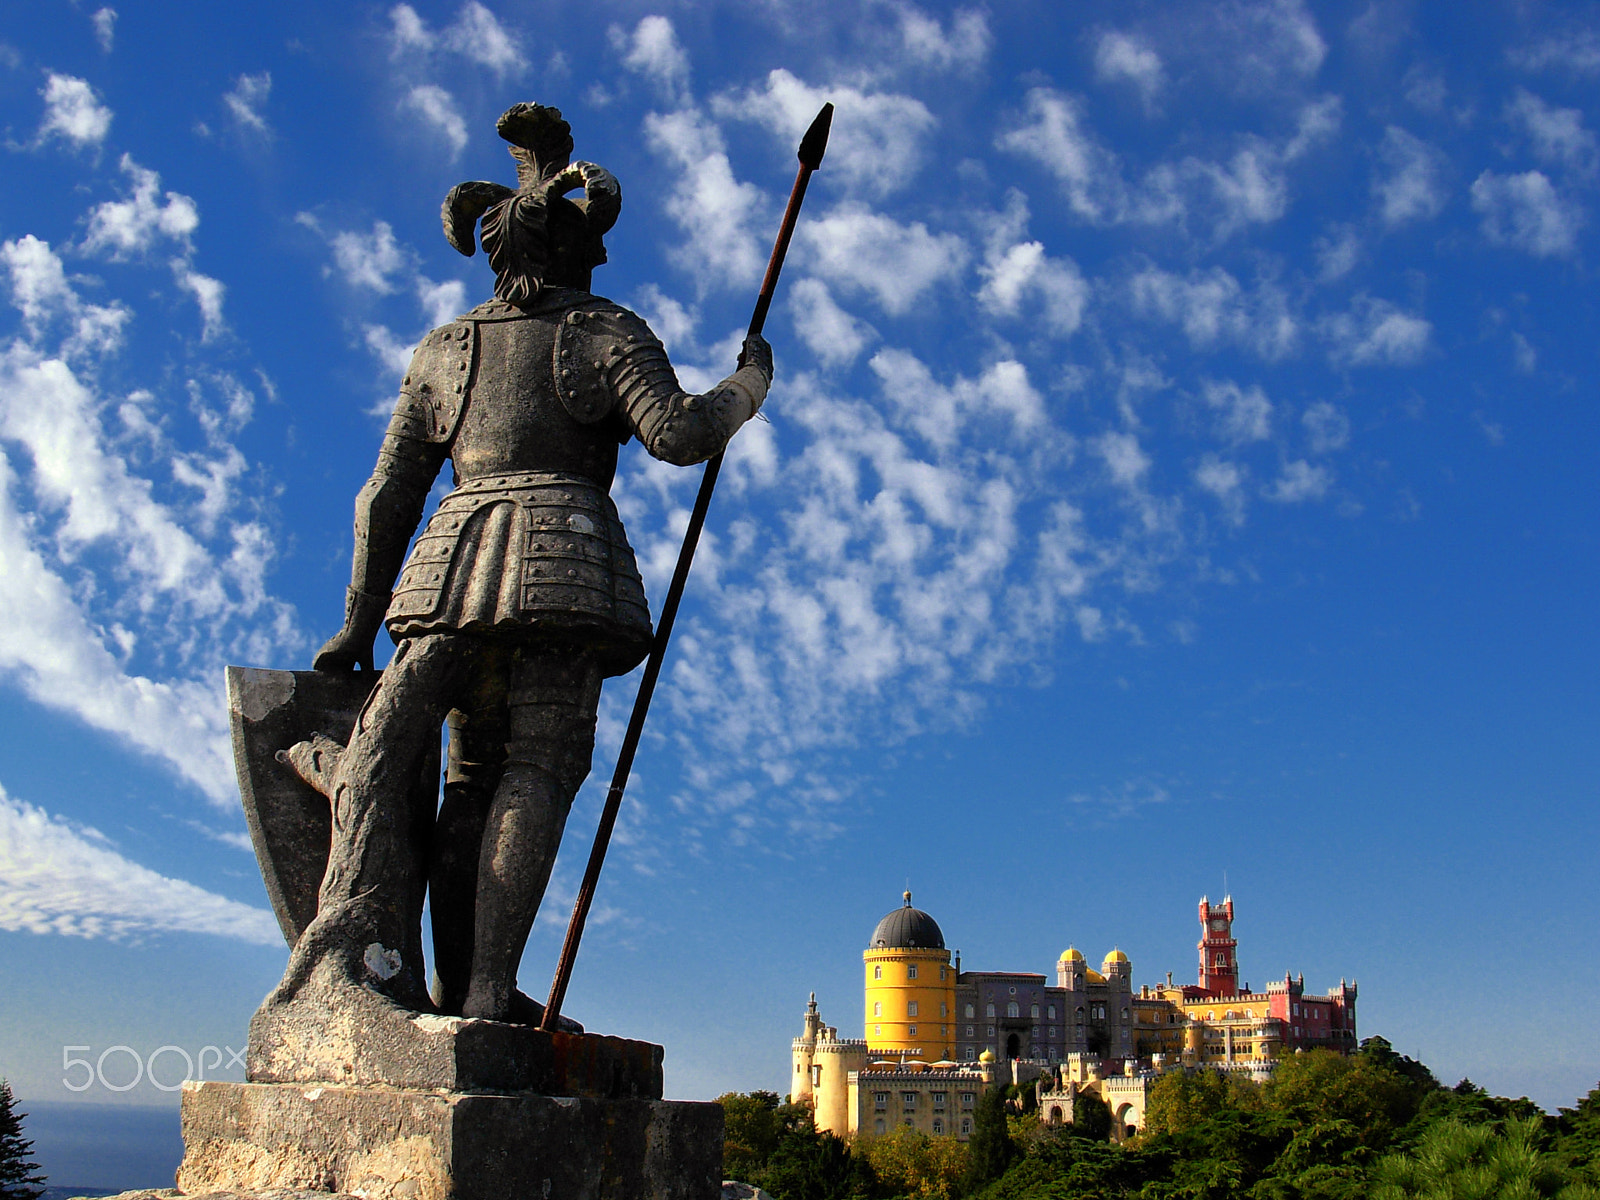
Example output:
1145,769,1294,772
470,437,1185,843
554,307,772,466
313,398,449,672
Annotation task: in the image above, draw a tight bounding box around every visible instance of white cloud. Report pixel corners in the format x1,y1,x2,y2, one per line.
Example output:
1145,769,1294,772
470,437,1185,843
799,205,969,316
176,267,226,341
388,2,526,78
870,350,1045,449
0,235,299,802
612,15,690,104
223,72,271,135
1065,779,1170,818
713,69,937,200
643,107,768,293
1202,379,1273,445
789,278,874,370
1315,225,1361,281
1095,31,1165,111
1128,264,1297,360
1511,332,1538,373
0,783,278,944
1320,295,1431,366
997,89,1124,223
299,217,414,294
892,4,991,72
1095,431,1150,487
92,8,116,53
1373,126,1448,226
976,192,1089,336
37,73,112,148
1302,400,1350,452
402,84,468,159
1215,0,1327,88
1470,170,1584,257
1264,459,1331,502
81,156,199,259
1509,31,1600,76
998,87,1334,238
1194,454,1247,525
1506,89,1597,176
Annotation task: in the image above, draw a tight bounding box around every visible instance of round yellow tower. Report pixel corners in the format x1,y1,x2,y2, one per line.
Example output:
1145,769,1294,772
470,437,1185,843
863,891,955,1061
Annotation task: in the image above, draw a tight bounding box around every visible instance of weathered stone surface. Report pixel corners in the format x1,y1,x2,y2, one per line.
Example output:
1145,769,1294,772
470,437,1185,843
721,1183,775,1200
78,1192,356,1200
178,1080,722,1200
247,982,661,1097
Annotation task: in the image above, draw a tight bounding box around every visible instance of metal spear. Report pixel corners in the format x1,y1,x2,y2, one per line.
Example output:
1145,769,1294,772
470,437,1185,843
541,103,834,1031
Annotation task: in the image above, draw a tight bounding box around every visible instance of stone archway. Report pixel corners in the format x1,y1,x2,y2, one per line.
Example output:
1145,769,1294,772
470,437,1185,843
1006,1033,1021,1060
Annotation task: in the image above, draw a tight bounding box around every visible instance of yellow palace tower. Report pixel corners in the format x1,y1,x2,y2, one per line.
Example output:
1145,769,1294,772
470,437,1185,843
863,891,956,1060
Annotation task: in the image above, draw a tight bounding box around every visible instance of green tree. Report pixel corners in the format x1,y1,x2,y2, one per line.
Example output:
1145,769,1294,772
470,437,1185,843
1265,1049,1424,1150
1558,1083,1600,1181
965,1085,1018,1193
1141,1069,1259,1138
719,1090,783,1181
860,1127,967,1200
1372,1117,1600,1200
758,1129,869,1200
0,1081,45,1200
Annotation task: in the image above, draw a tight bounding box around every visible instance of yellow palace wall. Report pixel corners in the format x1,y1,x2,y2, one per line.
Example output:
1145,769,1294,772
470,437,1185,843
863,946,956,1061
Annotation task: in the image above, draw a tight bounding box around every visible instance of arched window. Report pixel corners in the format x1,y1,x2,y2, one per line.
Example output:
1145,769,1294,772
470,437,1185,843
873,1001,882,1017
907,1001,919,1018
961,1118,972,1135
986,1003,995,1018
1047,1004,1056,1020
965,1004,974,1018
1030,1004,1040,1019
908,964,919,979
874,965,882,980
1006,1002,1020,1018
932,1118,943,1135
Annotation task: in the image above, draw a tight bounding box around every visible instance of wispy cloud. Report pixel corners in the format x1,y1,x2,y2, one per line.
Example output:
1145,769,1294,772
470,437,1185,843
223,72,272,136
0,782,278,944
1094,30,1166,112
91,8,116,53
1470,170,1584,257
387,1,526,78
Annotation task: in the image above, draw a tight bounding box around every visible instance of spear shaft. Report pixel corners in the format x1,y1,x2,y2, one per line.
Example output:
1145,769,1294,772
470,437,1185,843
541,103,833,1031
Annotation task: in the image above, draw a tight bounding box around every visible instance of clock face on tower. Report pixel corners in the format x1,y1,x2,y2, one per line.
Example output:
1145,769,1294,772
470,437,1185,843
1210,918,1228,931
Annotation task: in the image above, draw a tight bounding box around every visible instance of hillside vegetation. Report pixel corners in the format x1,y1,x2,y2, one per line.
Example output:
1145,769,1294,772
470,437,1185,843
718,1039,1600,1200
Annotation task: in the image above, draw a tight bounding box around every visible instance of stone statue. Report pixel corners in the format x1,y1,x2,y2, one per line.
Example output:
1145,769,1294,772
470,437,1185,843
270,102,772,1029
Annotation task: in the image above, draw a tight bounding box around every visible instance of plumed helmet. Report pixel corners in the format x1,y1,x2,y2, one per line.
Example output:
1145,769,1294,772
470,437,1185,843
439,103,621,306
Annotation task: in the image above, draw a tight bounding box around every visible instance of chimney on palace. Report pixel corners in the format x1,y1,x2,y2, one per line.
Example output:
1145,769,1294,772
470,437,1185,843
1198,895,1239,997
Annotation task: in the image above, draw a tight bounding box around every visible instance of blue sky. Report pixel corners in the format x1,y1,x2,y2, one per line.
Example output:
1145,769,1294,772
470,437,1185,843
0,0,1596,1135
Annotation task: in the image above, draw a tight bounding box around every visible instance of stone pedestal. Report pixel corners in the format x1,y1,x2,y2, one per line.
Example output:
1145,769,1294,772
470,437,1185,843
177,1080,722,1200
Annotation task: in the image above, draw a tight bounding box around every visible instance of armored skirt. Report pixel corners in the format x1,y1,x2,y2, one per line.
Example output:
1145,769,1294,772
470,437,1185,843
385,470,653,678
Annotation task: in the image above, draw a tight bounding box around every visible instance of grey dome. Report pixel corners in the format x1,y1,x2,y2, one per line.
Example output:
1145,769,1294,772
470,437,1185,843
869,892,945,950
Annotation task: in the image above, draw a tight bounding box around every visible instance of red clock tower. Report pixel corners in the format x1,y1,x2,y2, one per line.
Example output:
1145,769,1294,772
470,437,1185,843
1198,895,1239,996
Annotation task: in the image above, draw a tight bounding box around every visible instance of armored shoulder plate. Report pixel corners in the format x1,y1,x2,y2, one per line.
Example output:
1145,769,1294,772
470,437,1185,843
398,321,477,443
553,304,659,425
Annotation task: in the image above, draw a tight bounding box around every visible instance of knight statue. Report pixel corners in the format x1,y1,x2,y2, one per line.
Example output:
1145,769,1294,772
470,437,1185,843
270,102,771,1028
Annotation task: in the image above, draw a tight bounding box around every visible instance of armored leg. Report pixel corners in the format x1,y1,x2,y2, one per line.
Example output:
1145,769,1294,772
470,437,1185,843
429,657,512,1015
462,648,602,1021
278,633,465,1010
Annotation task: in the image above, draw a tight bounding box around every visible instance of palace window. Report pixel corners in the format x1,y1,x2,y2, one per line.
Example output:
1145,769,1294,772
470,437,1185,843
874,1002,882,1017
908,1025,917,1036
874,965,882,980
986,1003,995,1018
987,1026,994,1036
932,1092,947,1107
874,1025,881,1036
1009,986,1017,995
1047,1004,1056,1020
966,1025,974,1037
965,1004,974,1018
932,1119,943,1134
1031,1004,1040,1019
908,1002,919,1018
1007,1002,1020,1018
961,1093,976,1106
940,1002,948,1017
940,966,947,981
902,1092,917,1106
908,965,919,979
874,1092,889,1106
961,1118,972,1135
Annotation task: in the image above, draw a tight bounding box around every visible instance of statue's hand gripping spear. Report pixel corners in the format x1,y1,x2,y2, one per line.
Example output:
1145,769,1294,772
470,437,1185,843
540,103,834,1031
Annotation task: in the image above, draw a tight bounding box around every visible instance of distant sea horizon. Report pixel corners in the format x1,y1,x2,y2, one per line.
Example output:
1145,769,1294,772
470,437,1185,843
21,1101,182,1192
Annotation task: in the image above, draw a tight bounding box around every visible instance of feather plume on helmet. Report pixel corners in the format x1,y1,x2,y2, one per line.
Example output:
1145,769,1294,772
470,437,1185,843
440,103,621,307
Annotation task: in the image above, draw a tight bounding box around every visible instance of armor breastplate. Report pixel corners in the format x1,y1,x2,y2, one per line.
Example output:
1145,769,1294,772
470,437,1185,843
449,309,628,486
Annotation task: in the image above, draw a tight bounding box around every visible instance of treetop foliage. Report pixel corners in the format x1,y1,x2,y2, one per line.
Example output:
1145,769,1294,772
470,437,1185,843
719,1044,1600,1200
0,1081,46,1200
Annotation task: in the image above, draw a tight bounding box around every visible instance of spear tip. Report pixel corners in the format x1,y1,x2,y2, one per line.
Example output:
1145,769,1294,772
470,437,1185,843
799,102,833,170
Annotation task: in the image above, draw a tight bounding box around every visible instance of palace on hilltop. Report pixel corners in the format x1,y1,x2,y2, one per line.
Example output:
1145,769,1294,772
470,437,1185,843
791,892,1357,1141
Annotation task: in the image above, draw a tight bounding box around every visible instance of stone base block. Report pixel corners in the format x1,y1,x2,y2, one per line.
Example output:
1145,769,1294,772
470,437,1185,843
177,1081,723,1200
